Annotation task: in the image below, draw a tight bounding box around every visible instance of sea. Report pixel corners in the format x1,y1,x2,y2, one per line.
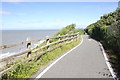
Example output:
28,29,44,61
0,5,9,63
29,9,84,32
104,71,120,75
0,30,58,59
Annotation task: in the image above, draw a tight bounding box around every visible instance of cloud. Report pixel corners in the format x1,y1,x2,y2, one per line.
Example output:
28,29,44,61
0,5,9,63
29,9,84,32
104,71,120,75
1,0,119,2
0,11,11,15
54,18,63,22
1,0,23,2
15,13,26,16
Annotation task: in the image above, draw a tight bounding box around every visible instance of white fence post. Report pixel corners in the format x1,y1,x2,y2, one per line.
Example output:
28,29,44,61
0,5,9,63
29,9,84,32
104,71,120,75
58,34,61,41
46,36,49,49
26,37,31,57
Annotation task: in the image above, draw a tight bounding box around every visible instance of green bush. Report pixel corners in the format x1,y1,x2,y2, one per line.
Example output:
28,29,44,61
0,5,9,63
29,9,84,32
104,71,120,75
85,8,120,77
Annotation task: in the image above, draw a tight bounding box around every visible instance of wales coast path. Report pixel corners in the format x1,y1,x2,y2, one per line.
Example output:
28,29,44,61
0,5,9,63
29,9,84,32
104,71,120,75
35,35,113,79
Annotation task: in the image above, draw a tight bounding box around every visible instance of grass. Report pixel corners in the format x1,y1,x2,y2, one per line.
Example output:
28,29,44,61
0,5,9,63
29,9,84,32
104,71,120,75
1,37,81,79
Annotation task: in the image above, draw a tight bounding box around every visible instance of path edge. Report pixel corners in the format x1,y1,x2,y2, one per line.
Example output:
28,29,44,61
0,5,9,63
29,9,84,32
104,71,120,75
98,42,118,80
34,35,83,79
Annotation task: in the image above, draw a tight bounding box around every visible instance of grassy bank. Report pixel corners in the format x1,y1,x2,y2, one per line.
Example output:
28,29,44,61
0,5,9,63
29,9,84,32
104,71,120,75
2,37,81,79
1,24,82,79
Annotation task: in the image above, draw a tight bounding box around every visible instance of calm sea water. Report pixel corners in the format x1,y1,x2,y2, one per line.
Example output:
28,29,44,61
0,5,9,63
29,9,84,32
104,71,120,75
0,30,58,59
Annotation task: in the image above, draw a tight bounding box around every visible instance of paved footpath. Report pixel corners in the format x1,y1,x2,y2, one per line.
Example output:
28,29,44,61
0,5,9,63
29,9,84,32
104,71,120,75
36,35,113,78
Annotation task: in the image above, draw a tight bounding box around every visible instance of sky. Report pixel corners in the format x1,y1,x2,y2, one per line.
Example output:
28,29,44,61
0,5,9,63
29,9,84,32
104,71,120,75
0,2,118,30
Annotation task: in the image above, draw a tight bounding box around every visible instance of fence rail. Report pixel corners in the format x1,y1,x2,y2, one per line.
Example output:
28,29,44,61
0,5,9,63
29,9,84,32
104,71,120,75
0,33,78,50
0,32,80,76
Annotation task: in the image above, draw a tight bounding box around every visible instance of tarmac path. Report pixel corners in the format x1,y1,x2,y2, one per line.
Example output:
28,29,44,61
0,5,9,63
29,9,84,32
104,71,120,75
35,35,113,79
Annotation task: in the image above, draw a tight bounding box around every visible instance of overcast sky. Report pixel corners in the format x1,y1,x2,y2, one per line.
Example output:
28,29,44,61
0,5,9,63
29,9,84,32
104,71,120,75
0,1,118,30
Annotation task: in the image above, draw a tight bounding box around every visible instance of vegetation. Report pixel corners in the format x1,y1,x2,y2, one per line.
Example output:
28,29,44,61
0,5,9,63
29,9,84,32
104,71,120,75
85,8,120,77
1,24,83,79
55,24,85,36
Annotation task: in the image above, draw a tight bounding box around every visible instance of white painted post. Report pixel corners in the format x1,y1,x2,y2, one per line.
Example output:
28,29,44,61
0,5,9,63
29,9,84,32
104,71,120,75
27,38,31,48
77,32,80,40
66,34,69,39
58,34,61,41
46,36,49,49
69,31,73,41
66,34,69,43
26,37,31,57
75,32,78,41
73,33,76,41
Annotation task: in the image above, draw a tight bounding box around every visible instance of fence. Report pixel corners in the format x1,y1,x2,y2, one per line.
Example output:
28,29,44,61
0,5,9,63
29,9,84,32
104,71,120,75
0,32,80,76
